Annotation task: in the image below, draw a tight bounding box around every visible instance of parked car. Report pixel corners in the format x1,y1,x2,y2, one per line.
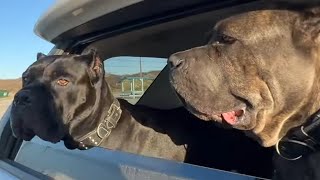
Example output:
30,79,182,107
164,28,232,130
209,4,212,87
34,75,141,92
0,0,270,179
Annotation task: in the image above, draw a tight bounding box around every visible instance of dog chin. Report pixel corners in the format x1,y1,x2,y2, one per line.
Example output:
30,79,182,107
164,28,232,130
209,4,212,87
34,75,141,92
62,135,80,149
22,133,36,141
39,136,61,144
36,132,64,144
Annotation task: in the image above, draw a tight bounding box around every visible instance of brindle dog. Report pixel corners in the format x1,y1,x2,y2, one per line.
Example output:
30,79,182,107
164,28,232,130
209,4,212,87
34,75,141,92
10,51,273,178
168,3,320,180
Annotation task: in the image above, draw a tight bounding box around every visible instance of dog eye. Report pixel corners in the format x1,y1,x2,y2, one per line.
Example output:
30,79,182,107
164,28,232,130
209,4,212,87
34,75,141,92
23,77,28,82
57,79,69,86
215,34,237,44
22,76,30,85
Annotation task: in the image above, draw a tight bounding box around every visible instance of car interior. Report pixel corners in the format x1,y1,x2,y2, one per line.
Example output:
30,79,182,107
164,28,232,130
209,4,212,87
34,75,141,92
83,1,266,110
0,1,277,179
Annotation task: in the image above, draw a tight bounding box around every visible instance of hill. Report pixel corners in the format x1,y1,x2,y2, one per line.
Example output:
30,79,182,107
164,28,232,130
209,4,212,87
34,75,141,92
0,78,22,96
0,70,161,96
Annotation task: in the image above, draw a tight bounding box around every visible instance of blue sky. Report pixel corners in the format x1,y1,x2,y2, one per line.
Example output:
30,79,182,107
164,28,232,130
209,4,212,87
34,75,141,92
0,1,168,79
0,1,54,79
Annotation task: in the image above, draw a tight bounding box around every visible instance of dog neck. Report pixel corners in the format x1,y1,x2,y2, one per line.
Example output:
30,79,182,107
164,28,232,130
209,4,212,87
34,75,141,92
77,99,122,150
64,79,124,150
276,108,320,160
275,66,320,160
66,80,186,160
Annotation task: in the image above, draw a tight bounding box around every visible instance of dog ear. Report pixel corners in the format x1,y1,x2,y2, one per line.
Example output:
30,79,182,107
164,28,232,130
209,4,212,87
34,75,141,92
37,53,47,60
293,6,320,49
80,49,104,84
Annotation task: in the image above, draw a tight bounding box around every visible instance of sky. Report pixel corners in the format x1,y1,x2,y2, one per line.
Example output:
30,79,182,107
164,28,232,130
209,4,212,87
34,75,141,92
0,1,55,79
0,1,168,79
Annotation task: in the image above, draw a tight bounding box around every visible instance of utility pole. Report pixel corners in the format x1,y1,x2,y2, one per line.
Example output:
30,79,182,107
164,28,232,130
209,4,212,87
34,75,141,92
140,57,144,92
139,57,142,78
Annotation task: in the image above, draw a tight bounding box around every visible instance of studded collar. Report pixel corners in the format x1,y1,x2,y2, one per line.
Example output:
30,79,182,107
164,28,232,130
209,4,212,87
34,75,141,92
77,99,122,150
276,109,320,160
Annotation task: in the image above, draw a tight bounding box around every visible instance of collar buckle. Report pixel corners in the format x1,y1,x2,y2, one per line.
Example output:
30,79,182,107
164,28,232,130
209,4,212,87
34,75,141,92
78,100,122,150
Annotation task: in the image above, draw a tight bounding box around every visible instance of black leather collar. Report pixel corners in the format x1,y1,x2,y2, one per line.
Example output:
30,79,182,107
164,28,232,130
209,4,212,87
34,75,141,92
276,110,320,160
77,99,122,150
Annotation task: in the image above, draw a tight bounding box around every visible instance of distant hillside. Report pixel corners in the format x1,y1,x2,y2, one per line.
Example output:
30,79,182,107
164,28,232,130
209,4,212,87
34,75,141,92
106,70,161,92
0,70,161,95
0,78,22,95
119,70,161,79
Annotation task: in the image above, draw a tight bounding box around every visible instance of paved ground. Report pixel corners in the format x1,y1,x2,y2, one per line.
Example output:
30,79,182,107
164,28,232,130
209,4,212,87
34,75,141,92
0,97,13,118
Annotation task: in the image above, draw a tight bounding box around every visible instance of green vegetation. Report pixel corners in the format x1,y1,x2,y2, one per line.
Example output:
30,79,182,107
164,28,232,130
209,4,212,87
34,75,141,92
105,71,160,93
0,90,9,98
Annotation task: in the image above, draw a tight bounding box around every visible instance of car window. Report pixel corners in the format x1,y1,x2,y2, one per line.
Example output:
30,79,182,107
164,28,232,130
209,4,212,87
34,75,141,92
104,56,167,104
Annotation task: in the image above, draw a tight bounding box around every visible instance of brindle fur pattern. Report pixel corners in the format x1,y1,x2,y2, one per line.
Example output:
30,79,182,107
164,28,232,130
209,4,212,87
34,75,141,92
169,4,320,180
169,7,320,147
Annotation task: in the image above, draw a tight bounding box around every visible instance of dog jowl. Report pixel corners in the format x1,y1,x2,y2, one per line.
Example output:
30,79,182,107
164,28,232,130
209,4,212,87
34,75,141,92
168,8,320,147
10,51,107,146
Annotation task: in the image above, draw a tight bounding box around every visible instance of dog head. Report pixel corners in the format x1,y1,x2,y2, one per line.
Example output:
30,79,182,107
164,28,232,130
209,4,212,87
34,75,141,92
169,7,320,147
10,51,113,148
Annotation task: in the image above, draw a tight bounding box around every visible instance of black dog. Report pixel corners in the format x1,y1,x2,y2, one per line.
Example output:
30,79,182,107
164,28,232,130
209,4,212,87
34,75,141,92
10,51,274,178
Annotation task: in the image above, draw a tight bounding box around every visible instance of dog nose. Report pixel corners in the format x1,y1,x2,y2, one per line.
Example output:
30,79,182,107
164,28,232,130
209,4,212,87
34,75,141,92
168,54,185,69
14,90,31,106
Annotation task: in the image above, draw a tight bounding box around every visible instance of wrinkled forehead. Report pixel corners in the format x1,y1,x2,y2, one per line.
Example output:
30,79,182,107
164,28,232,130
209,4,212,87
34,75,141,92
214,10,297,41
23,57,56,78
43,56,86,80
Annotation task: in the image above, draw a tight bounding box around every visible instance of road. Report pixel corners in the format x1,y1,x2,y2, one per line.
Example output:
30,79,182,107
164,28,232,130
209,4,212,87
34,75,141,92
0,97,12,118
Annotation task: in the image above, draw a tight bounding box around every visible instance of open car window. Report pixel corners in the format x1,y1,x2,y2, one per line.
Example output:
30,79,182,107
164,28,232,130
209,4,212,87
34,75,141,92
105,56,167,105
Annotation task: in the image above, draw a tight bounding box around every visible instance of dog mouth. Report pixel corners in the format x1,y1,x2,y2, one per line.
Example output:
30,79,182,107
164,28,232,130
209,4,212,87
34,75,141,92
176,93,252,129
12,127,62,144
25,129,63,144
221,108,246,125
11,115,65,144
172,85,254,129
186,103,247,125
40,133,64,144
